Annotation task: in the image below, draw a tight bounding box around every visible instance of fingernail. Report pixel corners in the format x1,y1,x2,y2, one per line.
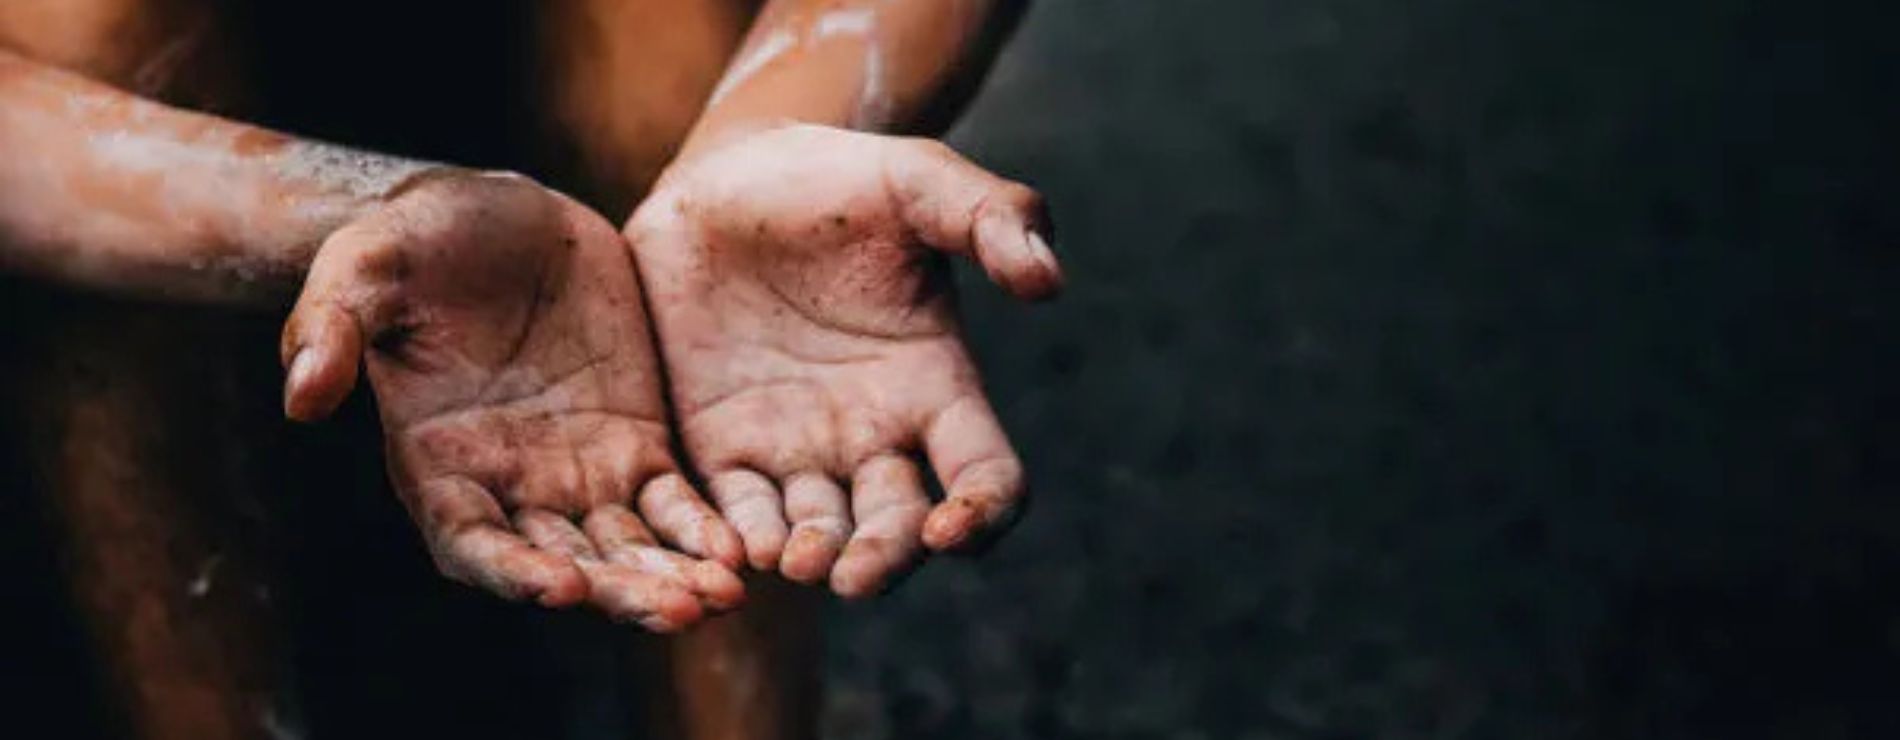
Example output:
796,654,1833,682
1025,231,1062,282
926,502,979,549
831,569,867,599
288,347,315,384
283,348,315,416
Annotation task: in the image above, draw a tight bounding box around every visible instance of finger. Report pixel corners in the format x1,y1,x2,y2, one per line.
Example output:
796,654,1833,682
921,396,1027,552
636,472,746,569
514,509,600,561
706,469,790,570
883,138,1063,301
280,224,406,421
584,505,746,610
414,477,588,607
831,455,931,599
280,288,364,422
572,559,705,633
515,449,595,519
582,500,657,546
528,507,716,627
778,472,851,584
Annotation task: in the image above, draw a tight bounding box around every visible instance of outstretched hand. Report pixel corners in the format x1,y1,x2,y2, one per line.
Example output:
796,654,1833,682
281,170,743,631
627,124,1062,598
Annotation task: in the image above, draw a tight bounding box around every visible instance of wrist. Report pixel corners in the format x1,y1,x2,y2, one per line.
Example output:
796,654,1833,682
157,158,445,309
667,117,796,184
261,157,456,294
269,147,447,248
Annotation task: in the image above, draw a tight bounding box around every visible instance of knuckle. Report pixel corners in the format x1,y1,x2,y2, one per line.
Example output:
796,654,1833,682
858,491,926,520
900,135,958,163
741,504,788,530
992,181,1045,217
429,550,473,584
783,489,841,520
347,238,407,281
855,453,921,484
795,515,852,540
891,500,933,522
847,535,894,557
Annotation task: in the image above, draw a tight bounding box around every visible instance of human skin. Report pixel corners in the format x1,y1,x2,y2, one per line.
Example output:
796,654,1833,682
625,0,1061,598
0,48,411,304
0,48,744,629
0,0,1043,613
281,172,745,630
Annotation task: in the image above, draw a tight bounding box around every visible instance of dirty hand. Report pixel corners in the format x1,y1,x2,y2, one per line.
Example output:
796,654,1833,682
627,124,1062,598
281,170,744,631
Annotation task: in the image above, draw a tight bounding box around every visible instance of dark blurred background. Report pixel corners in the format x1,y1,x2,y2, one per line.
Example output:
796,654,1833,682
830,0,1898,737
4,0,1899,738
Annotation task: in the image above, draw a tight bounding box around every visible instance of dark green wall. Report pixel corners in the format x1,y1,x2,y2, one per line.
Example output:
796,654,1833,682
823,1,1899,737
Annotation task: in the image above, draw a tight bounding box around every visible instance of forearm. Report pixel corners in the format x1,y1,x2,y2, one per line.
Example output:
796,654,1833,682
0,49,433,306
677,0,1027,162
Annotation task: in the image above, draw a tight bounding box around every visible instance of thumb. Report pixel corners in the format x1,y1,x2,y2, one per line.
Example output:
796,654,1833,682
280,229,395,422
882,138,1064,301
280,298,363,422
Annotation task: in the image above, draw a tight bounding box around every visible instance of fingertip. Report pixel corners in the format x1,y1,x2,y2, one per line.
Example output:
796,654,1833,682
637,473,740,565
922,499,981,552
505,545,589,607
778,473,849,582
828,550,884,601
778,526,843,584
968,224,1054,303
830,575,872,600
459,545,586,608
643,588,705,633
837,456,930,598
585,561,705,632
1021,231,1066,300
832,582,876,601
744,527,788,572
706,470,790,571
280,312,361,422
639,617,682,634
533,563,591,608
704,519,747,571
692,561,747,610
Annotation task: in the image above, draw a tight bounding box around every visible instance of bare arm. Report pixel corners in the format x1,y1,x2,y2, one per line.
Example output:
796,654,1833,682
0,48,747,627
0,48,431,305
678,0,1028,161
622,0,1056,594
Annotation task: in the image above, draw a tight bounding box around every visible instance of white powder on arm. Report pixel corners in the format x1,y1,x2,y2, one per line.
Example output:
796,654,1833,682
4,78,442,303
702,2,899,128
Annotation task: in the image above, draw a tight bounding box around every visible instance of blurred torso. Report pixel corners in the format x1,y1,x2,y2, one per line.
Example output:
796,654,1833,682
0,3,758,734
0,0,758,209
